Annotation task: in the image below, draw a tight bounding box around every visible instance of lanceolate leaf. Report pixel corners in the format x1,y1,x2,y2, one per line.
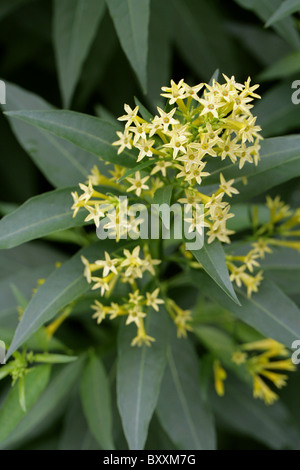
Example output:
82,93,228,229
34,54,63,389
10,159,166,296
0,187,87,249
117,308,169,450
259,51,300,81
4,110,136,168
191,271,300,347
80,352,114,449
234,0,300,49
2,81,101,187
6,241,120,358
266,0,300,26
0,365,51,443
191,240,240,305
106,0,150,93
53,0,105,107
157,327,216,450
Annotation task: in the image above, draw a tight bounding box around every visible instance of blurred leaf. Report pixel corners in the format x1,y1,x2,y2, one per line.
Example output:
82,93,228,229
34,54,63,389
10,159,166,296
234,0,300,49
53,0,105,107
94,104,117,124
212,375,300,449
226,22,290,67
261,248,300,295
59,393,100,450
10,284,28,310
0,187,87,249
117,308,169,450
172,0,240,80
5,110,136,168
146,0,172,106
191,271,300,347
259,51,300,81
157,327,216,450
106,0,150,92
134,97,153,121
0,359,84,449
7,241,119,358
80,352,114,449
75,12,119,110
0,243,67,276
2,82,101,187
266,0,300,26
255,82,300,137
227,204,269,232
0,0,32,21
0,365,51,443
0,265,54,323
153,185,173,205
191,240,240,305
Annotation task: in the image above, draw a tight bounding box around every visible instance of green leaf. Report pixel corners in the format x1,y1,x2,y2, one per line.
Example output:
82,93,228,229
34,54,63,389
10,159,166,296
117,308,169,450
6,241,119,358
255,82,300,138
227,22,290,67
212,375,300,449
172,0,240,80
191,239,240,305
153,184,173,205
266,0,300,26
106,0,150,92
80,352,114,449
156,327,216,450
191,271,300,347
146,0,172,106
4,110,136,168
0,359,84,449
2,81,101,187
118,158,157,182
0,265,55,324
0,0,32,21
53,0,105,107
261,248,300,295
0,365,51,443
227,204,269,232
259,51,300,82
234,0,300,49
59,393,100,450
0,187,87,249
205,136,300,200
10,284,28,310
134,97,153,121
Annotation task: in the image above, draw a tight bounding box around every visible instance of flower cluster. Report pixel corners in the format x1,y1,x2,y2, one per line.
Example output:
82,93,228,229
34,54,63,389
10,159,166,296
232,339,296,404
213,338,296,405
81,246,166,346
72,76,262,247
225,196,300,297
111,75,262,245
